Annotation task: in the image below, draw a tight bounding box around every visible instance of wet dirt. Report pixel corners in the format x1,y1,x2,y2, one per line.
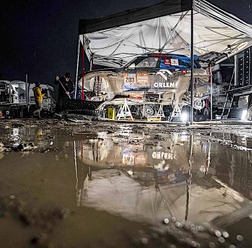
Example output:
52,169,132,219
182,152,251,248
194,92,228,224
0,118,252,247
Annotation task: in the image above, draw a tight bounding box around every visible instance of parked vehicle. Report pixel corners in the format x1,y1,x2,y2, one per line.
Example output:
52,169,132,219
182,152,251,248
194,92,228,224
0,80,56,118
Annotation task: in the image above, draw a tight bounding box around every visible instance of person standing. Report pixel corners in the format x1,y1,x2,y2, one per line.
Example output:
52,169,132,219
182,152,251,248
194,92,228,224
54,72,74,113
32,82,45,119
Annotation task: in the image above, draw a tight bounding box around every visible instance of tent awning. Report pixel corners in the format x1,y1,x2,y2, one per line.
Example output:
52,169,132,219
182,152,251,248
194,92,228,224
79,0,193,34
78,0,252,68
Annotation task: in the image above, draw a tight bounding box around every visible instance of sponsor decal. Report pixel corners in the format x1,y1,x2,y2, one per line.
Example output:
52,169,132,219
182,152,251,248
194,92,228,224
164,58,171,65
163,58,179,66
124,72,149,88
136,73,148,84
153,69,177,89
124,73,136,85
153,82,176,88
170,58,179,66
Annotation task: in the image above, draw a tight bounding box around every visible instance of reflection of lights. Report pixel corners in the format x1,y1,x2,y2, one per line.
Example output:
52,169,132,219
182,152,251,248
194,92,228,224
181,112,189,122
13,128,19,136
180,131,189,142
156,142,163,150
0,142,4,152
36,128,43,136
171,133,179,143
127,169,134,176
152,151,174,160
119,125,133,137
241,110,248,121
11,128,20,146
154,160,169,171
200,165,207,173
201,142,208,153
97,132,107,139
79,138,113,162
0,142,4,160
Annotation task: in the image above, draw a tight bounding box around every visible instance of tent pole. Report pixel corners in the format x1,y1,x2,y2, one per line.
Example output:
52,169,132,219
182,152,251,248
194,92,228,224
190,8,194,125
81,34,85,100
90,54,93,71
74,36,80,99
209,63,213,120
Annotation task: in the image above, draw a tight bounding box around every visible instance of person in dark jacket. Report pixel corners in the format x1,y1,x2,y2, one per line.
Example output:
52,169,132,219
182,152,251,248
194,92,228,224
54,72,74,113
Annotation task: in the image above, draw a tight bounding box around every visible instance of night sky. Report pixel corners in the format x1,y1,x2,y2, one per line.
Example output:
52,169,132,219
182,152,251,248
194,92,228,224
0,0,252,85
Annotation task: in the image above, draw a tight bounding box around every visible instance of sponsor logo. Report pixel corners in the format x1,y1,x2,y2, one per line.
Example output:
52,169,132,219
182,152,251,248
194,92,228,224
153,82,176,88
163,58,179,66
124,73,136,85
153,69,177,89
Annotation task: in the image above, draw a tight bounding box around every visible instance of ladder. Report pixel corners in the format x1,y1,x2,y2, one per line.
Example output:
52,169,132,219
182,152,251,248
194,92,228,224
220,94,234,119
220,69,235,119
94,76,101,95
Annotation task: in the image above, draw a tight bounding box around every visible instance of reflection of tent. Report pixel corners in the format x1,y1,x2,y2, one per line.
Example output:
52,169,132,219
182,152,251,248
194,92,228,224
78,0,252,68
77,168,248,227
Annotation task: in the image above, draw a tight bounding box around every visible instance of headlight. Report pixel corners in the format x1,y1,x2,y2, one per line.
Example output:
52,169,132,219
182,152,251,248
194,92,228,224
181,112,189,122
241,109,248,121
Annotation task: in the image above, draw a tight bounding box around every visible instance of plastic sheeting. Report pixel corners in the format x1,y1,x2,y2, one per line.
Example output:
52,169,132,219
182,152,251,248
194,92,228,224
78,0,252,68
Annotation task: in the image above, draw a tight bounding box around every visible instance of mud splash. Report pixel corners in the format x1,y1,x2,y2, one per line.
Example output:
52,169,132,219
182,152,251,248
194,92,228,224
0,119,252,247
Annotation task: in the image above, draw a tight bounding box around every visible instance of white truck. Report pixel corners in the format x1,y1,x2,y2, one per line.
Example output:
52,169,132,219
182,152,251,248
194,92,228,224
0,80,56,118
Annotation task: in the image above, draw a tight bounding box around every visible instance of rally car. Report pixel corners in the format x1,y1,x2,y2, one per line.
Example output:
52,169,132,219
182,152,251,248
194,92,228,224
78,53,209,121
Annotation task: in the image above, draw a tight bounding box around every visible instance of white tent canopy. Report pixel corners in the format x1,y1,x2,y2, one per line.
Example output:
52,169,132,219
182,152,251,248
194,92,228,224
78,0,252,68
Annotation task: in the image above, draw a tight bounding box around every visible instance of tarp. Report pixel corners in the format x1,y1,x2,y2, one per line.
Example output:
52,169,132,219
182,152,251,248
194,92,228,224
78,0,252,68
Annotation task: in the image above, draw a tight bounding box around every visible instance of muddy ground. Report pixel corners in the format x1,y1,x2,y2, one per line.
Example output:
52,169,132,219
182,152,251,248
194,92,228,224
0,118,252,248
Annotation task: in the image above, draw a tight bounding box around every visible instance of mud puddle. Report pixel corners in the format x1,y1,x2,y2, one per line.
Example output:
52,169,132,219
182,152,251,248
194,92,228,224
0,119,252,247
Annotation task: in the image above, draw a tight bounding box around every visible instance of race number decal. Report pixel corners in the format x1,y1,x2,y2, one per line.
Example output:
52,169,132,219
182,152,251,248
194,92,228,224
124,73,136,85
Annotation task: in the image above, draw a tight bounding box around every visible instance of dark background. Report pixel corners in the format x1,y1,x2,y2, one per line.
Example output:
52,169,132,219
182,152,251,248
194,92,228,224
0,0,251,85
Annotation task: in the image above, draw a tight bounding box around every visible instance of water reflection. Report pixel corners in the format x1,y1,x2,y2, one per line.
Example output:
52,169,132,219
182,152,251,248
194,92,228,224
3,123,252,245
73,127,252,231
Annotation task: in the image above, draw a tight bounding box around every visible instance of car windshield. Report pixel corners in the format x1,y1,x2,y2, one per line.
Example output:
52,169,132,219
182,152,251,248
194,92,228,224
126,56,159,68
135,57,159,68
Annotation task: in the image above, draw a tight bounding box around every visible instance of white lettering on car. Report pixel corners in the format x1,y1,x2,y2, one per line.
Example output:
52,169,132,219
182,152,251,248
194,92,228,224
153,69,176,88
154,82,176,88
